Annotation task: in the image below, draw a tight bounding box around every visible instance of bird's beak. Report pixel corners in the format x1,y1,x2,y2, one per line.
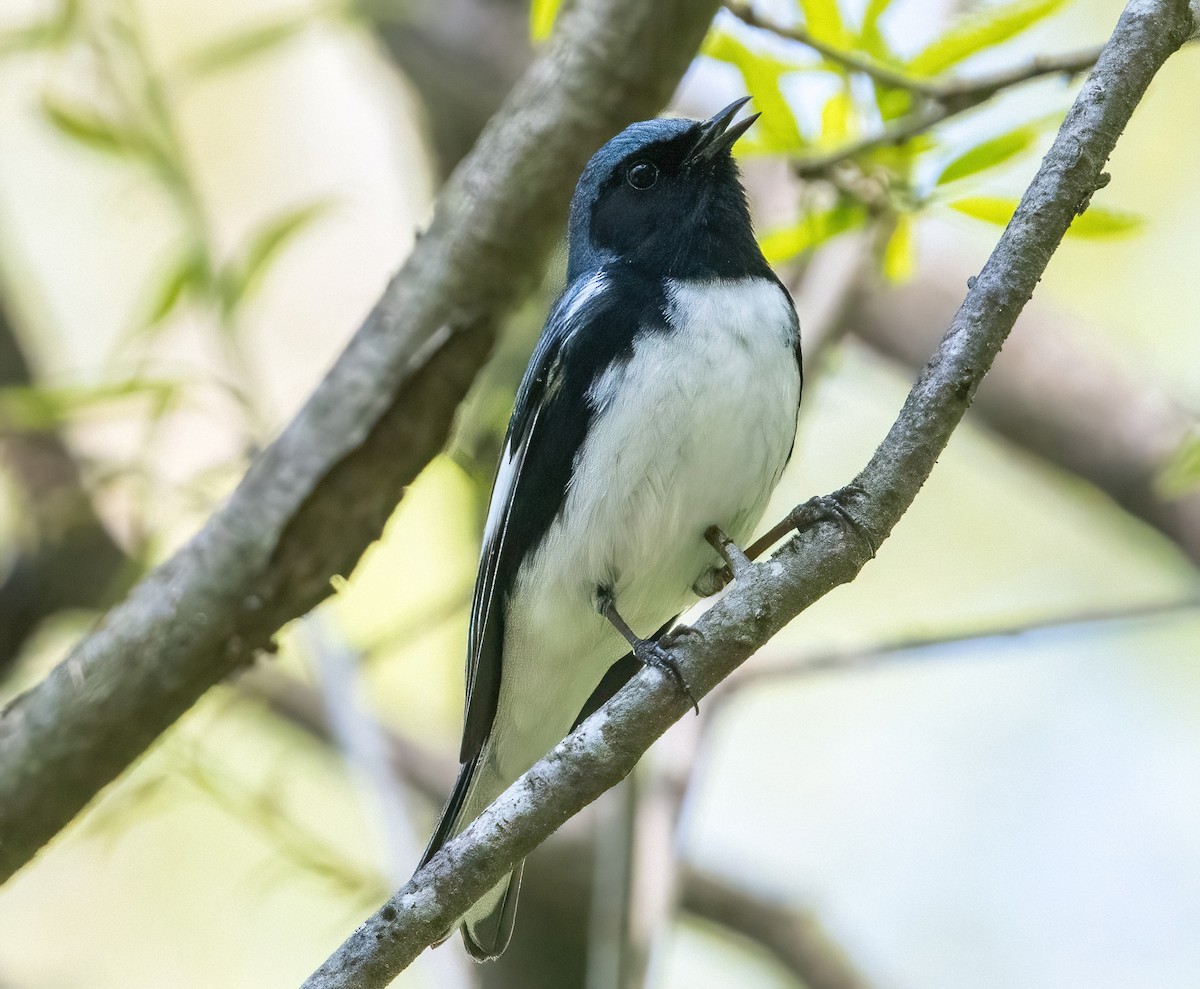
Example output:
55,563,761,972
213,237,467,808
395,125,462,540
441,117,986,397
686,96,760,165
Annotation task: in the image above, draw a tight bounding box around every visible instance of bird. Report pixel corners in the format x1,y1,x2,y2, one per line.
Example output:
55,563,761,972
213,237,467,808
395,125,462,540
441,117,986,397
420,97,803,960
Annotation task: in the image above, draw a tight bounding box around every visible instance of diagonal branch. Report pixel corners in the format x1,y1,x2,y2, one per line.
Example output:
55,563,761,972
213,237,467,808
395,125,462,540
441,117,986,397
301,2,1195,985
681,865,874,989
0,0,723,882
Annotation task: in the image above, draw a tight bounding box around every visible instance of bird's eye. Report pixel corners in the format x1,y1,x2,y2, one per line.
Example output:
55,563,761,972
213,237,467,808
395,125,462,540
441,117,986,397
626,161,659,191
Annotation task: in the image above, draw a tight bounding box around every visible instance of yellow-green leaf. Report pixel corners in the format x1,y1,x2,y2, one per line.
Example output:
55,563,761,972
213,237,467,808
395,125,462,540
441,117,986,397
881,213,916,282
0,380,177,432
145,248,209,326
948,196,1143,238
1158,430,1200,497
183,14,310,77
759,202,867,264
222,200,333,312
936,126,1037,185
860,0,894,36
530,0,563,41
798,0,848,45
0,0,79,55
818,88,854,148
947,195,1018,226
40,95,139,156
703,31,805,152
908,0,1067,77
1068,205,1142,238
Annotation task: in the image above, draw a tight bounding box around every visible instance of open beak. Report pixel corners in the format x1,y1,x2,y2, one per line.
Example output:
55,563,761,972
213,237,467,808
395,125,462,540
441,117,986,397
686,96,760,165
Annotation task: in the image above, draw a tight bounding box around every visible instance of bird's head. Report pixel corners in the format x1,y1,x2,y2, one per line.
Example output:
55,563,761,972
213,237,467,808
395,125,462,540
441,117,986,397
567,98,766,282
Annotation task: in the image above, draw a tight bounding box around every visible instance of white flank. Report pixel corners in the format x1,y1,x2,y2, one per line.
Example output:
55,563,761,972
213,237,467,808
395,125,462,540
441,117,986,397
469,276,801,788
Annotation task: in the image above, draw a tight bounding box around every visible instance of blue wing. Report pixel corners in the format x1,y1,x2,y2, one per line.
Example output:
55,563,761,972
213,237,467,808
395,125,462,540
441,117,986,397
456,267,661,762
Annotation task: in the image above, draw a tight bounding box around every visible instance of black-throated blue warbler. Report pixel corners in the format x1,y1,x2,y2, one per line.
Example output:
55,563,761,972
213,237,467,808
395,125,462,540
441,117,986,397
421,98,802,960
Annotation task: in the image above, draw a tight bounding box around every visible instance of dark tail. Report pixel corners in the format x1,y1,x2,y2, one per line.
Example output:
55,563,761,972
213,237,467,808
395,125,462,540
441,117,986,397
421,752,524,960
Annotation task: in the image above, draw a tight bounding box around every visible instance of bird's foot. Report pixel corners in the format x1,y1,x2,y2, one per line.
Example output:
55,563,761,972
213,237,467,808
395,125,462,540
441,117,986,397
705,525,753,578
633,638,699,715
693,565,730,597
745,484,878,560
599,589,700,714
658,623,704,650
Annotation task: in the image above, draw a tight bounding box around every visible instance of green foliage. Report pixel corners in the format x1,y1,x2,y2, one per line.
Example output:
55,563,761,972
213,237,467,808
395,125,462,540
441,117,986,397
703,31,805,152
759,202,868,264
1158,431,1200,496
907,0,1068,76
881,213,916,281
0,379,178,432
0,0,78,56
183,14,313,78
144,248,210,326
947,195,1142,238
40,94,141,156
1068,204,1144,238
936,126,1039,185
798,0,849,46
530,0,563,41
221,200,333,314
703,0,1131,284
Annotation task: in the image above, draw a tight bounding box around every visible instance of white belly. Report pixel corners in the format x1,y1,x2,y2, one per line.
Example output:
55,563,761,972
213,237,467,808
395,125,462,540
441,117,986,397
490,276,800,780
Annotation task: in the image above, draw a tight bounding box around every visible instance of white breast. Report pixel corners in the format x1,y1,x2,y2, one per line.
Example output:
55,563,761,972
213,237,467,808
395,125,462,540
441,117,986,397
492,276,800,779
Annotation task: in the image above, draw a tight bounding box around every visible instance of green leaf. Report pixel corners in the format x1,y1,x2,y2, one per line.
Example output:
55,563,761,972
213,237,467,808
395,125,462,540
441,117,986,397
183,14,309,77
948,196,1143,238
908,0,1067,76
946,195,1018,226
936,126,1038,185
530,0,563,41
861,0,894,34
859,0,899,63
798,0,848,45
1068,204,1142,238
40,95,139,156
222,200,332,311
759,202,867,264
0,0,79,55
144,248,210,326
0,379,178,432
703,31,805,152
881,213,916,282
818,88,854,147
1158,430,1200,497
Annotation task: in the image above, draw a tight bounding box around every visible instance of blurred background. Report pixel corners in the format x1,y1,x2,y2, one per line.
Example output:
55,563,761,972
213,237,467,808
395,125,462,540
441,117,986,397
0,0,1198,986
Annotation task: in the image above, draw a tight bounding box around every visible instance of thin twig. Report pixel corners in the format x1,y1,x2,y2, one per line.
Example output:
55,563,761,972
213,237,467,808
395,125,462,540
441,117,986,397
724,0,934,95
727,0,1099,108
720,596,1200,699
681,865,875,989
723,1,1102,177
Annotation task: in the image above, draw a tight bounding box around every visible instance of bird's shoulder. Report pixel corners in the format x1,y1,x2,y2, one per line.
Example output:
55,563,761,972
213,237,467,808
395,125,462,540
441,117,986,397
508,265,665,441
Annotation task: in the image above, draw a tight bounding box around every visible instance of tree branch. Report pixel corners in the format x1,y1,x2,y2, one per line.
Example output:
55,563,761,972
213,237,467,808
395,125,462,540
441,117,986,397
850,269,1200,565
725,0,1099,108
681,865,874,989
301,2,1196,985
0,0,723,882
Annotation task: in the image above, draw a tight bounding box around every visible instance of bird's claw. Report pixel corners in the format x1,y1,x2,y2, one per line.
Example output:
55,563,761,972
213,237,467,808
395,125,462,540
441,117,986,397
635,639,699,715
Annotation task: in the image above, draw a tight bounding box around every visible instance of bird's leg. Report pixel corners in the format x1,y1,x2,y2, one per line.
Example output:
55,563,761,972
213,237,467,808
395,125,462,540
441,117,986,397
597,589,699,714
745,484,878,562
693,524,753,597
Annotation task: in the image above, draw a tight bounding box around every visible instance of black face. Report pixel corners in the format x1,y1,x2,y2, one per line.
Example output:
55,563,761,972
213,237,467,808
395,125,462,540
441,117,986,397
566,107,772,283
587,130,765,280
